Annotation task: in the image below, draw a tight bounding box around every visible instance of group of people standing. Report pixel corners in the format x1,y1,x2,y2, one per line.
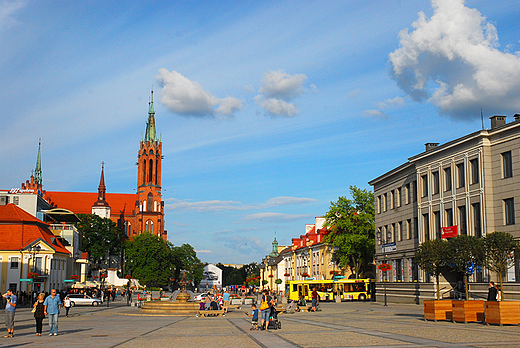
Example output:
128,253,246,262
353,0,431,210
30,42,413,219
3,288,71,338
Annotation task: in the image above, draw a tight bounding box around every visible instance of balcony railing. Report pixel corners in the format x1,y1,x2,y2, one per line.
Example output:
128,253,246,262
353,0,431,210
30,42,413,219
49,224,74,230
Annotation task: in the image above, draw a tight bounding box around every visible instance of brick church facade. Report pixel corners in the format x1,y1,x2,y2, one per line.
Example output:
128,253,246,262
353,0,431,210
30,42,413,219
20,92,167,240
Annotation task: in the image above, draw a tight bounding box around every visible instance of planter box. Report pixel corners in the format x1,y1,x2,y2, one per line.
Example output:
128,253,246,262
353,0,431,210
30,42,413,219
424,300,453,322
452,300,484,323
485,301,520,325
230,299,242,305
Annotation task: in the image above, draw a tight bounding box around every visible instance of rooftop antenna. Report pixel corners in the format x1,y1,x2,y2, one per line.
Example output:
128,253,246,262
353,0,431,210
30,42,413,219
481,108,484,130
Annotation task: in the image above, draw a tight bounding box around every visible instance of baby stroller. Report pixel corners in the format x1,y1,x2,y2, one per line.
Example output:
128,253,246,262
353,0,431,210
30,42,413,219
267,305,282,330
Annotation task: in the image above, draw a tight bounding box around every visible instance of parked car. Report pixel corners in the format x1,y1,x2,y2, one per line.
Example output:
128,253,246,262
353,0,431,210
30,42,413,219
68,294,102,306
194,292,210,301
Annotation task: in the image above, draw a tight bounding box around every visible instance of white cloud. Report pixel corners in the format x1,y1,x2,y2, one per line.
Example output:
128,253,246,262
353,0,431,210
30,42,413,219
195,249,212,253
242,212,309,222
364,109,388,119
165,196,316,212
348,89,361,98
389,0,520,119
156,68,242,117
255,70,308,117
377,97,404,109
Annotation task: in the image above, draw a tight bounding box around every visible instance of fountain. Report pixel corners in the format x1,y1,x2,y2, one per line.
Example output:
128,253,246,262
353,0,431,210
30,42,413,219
140,271,200,316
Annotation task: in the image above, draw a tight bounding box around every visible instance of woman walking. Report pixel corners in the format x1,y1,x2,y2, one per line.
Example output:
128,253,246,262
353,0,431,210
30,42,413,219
33,293,45,336
63,295,71,317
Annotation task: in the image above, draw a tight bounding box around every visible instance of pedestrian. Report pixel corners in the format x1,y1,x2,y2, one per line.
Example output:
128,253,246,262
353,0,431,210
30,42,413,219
44,289,62,336
33,293,45,336
259,289,272,331
311,287,319,312
487,281,498,301
223,289,230,316
247,304,259,330
63,295,72,317
2,289,17,338
496,285,502,301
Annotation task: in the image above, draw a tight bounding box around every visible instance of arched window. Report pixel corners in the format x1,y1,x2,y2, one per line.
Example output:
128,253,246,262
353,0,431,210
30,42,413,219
147,193,153,212
142,159,146,184
154,200,157,212
149,159,153,184
155,158,159,185
145,220,153,233
125,222,132,237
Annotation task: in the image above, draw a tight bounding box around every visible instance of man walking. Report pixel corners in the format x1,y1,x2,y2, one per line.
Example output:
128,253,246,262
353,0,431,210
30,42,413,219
487,281,498,301
44,289,61,336
2,289,17,338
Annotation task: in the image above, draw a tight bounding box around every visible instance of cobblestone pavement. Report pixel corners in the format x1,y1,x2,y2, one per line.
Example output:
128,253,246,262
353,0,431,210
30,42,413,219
1,301,520,347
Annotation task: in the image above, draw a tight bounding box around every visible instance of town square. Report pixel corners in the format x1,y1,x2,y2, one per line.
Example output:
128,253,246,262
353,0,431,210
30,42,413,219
2,0,520,347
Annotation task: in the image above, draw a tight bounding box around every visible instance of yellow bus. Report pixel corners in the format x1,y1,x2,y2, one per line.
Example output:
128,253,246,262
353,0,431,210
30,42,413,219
287,278,375,302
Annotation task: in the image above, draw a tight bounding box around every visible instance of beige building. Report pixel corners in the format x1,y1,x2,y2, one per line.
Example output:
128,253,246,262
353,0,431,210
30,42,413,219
369,115,520,302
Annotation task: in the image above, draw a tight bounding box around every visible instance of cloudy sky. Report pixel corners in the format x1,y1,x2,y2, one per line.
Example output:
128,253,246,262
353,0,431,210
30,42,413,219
1,0,519,264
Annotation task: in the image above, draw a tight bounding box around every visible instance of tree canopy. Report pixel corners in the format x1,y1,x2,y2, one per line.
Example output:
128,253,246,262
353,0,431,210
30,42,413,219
483,231,519,299
415,239,448,299
76,213,125,267
124,232,202,288
324,186,375,278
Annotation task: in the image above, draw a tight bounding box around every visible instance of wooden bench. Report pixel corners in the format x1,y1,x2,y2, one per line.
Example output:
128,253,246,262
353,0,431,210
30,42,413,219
197,310,225,317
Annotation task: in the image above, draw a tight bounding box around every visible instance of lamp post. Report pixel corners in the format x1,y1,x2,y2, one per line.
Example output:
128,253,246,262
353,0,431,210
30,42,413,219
376,230,392,307
30,245,41,273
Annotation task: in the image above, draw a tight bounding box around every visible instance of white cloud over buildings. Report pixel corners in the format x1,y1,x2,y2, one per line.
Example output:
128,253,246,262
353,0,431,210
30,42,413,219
254,70,308,117
389,0,520,119
156,68,242,117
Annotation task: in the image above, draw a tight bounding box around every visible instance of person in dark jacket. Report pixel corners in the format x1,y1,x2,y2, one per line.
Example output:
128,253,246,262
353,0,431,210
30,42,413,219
487,281,498,301
33,293,45,336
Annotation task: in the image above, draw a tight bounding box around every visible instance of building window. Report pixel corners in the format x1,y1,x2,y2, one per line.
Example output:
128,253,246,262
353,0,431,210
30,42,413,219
34,257,42,274
8,284,17,292
396,259,402,281
423,213,430,241
390,190,394,209
405,183,410,204
459,206,467,235
434,211,441,239
432,171,439,195
446,208,453,227
472,203,481,238
10,257,18,269
421,175,428,197
412,181,417,202
377,196,381,214
397,221,402,242
407,219,412,239
383,193,387,212
457,163,465,188
444,167,452,191
503,151,513,178
12,196,19,205
391,223,395,243
470,158,479,184
414,217,419,239
504,198,515,225
396,188,401,207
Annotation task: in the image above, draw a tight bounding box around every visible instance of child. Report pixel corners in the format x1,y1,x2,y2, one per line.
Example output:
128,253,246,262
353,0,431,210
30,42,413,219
248,304,259,330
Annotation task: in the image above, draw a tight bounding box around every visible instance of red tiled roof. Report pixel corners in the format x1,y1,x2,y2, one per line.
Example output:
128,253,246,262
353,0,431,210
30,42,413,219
0,204,69,254
45,191,138,216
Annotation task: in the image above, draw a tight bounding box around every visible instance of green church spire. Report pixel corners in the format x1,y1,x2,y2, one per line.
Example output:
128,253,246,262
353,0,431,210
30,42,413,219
34,139,42,184
144,90,158,143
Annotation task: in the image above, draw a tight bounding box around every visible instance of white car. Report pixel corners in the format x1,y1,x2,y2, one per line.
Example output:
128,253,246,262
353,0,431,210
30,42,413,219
67,294,102,306
194,292,210,301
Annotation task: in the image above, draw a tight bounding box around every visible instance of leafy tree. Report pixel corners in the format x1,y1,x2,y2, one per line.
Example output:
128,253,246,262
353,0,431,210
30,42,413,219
171,243,203,285
76,214,125,267
124,232,175,287
415,239,448,300
324,186,375,278
483,231,519,300
446,235,484,300
227,268,244,286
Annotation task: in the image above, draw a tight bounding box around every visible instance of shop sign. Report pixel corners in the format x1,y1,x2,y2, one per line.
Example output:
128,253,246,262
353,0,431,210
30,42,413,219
382,242,396,253
441,226,458,238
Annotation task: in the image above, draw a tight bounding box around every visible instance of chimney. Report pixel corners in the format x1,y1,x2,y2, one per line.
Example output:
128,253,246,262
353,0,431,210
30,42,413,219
490,115,506,129
514,114,520,122
425,143,439,152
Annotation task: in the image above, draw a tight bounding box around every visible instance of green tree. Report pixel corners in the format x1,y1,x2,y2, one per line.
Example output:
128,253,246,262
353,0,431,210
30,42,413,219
171,243,203,285
76,214,125,267
124,232,175,287
226,268,244,286
483,231,519,300
324,186,375,278
415,239,448,300
446,235,484,300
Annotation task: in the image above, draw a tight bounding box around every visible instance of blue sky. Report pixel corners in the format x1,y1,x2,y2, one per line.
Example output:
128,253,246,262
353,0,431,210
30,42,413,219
1,0,519,264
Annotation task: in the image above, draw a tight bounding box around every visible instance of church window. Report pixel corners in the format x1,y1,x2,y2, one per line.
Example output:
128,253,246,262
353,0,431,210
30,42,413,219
154,200,157,212
142,159,146,184
147,193,153,212
149,159,153,184
142,201,146,212
145,220,153,233
155,158,159,185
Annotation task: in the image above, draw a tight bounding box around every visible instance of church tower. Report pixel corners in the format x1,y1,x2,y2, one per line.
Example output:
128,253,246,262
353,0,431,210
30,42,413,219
136,91,166,239
92,162,111,218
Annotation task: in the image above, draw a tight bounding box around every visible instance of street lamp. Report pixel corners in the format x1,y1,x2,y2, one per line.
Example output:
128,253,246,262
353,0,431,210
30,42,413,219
29,245,41,273
376,229,392,306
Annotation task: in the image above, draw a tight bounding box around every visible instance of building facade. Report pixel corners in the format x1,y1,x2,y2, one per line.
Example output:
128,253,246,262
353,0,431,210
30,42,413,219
369,115,520,302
